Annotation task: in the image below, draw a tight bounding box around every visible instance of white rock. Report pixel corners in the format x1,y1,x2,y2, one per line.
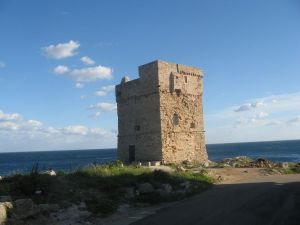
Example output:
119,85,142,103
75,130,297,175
0,204,8,225
41,170,56,176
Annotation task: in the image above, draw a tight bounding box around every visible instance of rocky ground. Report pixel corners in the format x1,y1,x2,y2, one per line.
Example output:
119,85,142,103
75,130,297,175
0,162,212,225
0,157,299,225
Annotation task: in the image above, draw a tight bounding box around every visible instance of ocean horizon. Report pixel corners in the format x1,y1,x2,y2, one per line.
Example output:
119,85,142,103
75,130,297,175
1,139,300,176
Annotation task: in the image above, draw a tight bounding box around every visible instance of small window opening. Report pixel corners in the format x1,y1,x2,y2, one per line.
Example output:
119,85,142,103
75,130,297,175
185,76,188,83
172,113,179,125
190,122,196,128
176,76,179,79
175,89,181,97
134,125,140,131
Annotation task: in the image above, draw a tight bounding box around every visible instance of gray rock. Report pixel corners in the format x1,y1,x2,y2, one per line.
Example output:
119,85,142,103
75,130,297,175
39,204,60,212
122,187,135,199
138,183,154,194
14,198,40,219
0,196,12,203
180,181,191,189
161,184,172,193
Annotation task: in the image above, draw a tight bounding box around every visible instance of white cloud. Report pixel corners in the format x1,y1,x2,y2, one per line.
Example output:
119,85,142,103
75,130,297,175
206,92,300,143
27,120,43,128
95,85,115,96
69,65,113,82
287,116,300,125
63,125,89,135
235,101,265,112
80,56,95,65
80,95,87,100
42,40,80,59
90,112,101,119
0,110,116,152
255,112,269,119
75,83,84,89
266,121,282,126
54,65,113,82
0,121,20,130
0,111,22,121
0,61,5,68
53,65,69,74
89,102,117,112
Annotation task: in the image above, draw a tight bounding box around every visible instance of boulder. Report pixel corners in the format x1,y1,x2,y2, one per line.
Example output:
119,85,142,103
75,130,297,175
180,181,191,190
14,199,40,219
0,204,8,225
138,183,154,194
121,187,135,199
252,158,276,168
0,202,13,225
221,156,253,168
0,196,12,203
161,184,172,193
280,162,289,169
39,204,59,212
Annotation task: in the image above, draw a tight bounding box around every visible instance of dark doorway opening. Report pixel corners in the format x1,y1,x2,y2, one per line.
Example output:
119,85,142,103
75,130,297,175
129,145,135,163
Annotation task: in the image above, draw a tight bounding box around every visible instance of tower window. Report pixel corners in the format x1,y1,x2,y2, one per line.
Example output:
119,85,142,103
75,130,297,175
190,122,196,128
185,76,188,83
172,113,179,125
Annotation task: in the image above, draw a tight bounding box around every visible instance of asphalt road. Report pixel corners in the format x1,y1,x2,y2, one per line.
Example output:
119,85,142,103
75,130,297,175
131,174,300,225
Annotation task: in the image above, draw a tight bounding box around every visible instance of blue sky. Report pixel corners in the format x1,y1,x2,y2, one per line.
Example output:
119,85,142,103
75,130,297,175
0,0,300,152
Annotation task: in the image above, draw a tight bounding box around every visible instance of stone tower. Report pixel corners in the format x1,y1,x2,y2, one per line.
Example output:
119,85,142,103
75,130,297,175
115,60,208,164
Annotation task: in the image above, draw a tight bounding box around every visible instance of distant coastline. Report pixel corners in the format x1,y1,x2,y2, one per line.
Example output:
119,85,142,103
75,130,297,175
0,139,300,176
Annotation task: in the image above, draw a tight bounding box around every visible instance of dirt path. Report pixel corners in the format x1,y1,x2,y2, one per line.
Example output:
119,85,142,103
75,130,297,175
130,170,300,225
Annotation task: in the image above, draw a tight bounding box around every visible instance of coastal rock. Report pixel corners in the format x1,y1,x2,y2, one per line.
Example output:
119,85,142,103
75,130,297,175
0,201,13,225
0,204,8,225
0,196,12,203
180,181,191,190
14,199,40,219
39,204,60,212
121,187,135,199
251,158,275,168
280,162,289,169
161,184,172,193
221,156,253,168
50,204,91,224
138,183,154,194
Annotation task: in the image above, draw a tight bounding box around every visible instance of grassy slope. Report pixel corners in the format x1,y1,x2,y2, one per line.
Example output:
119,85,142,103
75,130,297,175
0,161,213,216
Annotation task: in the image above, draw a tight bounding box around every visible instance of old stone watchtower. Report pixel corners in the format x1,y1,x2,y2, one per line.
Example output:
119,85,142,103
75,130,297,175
115,60,208,164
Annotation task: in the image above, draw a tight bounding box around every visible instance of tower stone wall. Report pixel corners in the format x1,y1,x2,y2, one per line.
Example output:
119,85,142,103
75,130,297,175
116,60,208,164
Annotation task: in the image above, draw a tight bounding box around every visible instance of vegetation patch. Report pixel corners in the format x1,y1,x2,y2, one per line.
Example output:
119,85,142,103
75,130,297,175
0,161,213,217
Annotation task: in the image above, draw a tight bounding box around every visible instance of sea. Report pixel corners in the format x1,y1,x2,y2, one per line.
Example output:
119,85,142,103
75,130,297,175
0,139,300,176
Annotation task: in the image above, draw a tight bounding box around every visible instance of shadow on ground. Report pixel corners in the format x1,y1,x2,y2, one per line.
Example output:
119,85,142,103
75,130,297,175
131,180,300,225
